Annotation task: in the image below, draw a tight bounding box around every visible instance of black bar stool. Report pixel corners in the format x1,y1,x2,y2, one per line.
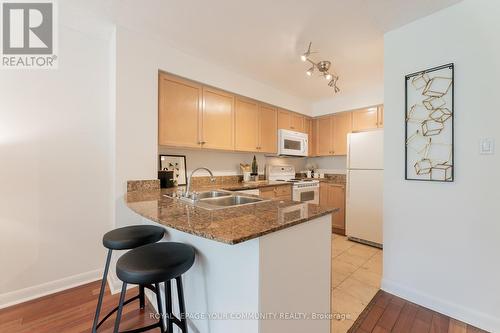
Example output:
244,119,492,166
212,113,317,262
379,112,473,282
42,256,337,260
92,225,165,333
113,242,196,333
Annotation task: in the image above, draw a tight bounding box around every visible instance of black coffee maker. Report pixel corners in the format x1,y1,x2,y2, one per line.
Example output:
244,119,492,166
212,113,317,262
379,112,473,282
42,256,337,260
158,170,175,188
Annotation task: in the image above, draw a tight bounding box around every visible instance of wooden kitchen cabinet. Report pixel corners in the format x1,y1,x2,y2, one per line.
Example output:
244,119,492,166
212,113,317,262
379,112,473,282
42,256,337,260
304,118,315,157
235,100,277,153
278,109,305,132
330,185,346,234
258,104,278,153
158,73,202,148
277,109,291,130
259,185,291,200
158,71,310,153
235,97,259,152
316,115,334,156
310,119,318,157
352,107,379,131
332,112,352,155
319,182,346,235
290,113,305,132
201,87,234,150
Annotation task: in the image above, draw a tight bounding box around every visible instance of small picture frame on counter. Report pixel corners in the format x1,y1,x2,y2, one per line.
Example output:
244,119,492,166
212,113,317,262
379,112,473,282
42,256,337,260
159,154,187,186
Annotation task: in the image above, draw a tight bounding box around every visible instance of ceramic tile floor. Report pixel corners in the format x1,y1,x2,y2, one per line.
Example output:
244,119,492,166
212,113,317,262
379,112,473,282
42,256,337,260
331,234,383,333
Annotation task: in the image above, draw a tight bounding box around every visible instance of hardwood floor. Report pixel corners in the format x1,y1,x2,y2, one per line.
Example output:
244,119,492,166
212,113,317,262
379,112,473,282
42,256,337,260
0,280,488,333
348,290,488,333
0,280,159,333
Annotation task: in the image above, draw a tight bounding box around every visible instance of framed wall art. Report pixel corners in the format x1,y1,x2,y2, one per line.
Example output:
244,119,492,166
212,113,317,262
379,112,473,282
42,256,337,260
159,155,187,186
405,63,454,182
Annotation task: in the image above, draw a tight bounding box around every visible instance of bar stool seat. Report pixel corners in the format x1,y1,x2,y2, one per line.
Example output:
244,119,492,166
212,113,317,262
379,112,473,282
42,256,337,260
117,242,195,285
103,225,165,250
92,225,165,333
113,242,196,333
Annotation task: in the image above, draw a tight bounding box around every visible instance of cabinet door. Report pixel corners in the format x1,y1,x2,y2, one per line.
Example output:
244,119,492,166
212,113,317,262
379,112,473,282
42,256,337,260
290,113,305,132
277,109,291,130
319,183,329,207
377,105,384,128
329,185,346,232
332,112,352,155
352,108,378,131
310,119,318,157
304,118,313,156
235,98,259,152
258,104,278,153
275,185,291,200
260,187,276,199
202,87,234,150
158,73,201,147
317,116,333,156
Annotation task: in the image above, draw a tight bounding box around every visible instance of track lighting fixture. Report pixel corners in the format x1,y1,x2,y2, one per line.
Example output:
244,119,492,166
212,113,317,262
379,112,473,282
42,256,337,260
300,42,340,93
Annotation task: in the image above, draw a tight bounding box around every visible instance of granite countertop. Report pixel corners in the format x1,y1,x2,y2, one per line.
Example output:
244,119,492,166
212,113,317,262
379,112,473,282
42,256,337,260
126,181,337,245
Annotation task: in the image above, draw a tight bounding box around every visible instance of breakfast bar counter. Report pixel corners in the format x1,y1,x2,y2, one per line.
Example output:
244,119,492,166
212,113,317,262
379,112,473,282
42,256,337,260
126,186,336,244
125,180,337,333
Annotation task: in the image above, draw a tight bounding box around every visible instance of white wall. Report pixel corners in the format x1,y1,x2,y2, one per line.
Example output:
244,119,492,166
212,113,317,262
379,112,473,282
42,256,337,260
383,1,500,331
308,156,347,173
0,8,114,307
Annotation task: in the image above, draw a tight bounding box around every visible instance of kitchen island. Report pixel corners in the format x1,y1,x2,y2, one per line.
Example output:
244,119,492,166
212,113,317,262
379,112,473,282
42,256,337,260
126,180,336,333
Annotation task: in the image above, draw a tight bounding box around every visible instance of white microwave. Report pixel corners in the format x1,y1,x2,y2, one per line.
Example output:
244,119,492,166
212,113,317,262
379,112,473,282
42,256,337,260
278,129,308,157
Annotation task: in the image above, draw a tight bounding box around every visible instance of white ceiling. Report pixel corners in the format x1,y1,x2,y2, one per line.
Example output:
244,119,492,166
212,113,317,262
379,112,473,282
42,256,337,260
69,0,462,103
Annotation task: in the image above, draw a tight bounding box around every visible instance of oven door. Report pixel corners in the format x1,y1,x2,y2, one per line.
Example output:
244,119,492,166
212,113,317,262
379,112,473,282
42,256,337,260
293,186,319,204
278,130,308,156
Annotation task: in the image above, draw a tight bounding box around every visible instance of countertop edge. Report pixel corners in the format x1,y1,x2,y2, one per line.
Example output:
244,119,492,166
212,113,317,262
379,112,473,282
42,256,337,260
125,197,338,245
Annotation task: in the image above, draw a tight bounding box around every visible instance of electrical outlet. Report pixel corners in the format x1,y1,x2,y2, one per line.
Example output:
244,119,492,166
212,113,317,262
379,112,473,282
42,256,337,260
479,138,494,155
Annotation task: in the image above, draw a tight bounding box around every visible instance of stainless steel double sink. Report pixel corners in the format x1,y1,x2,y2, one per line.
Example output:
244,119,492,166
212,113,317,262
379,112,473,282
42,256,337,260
167,190,268,210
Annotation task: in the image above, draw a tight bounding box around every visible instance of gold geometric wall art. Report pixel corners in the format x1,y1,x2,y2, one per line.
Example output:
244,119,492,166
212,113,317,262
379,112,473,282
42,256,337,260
407,104,430,123
411,73,430,90
422,77,453,97
421,119,445,136
423,96,446,110
406,64,454,182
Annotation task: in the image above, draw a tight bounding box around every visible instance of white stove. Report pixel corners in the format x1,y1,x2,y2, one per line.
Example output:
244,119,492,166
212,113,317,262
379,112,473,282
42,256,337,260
266,165,319,204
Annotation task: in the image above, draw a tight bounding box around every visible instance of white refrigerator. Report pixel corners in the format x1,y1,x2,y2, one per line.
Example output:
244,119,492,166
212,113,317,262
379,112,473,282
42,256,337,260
346,130,383,246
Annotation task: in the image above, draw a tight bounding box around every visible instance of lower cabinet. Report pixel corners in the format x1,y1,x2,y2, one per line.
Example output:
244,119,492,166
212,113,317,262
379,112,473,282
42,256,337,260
319,182,346,235
259,185,292,200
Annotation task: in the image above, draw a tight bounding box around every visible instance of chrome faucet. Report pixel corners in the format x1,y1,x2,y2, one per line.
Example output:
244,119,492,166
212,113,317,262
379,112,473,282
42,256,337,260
185,167,216,197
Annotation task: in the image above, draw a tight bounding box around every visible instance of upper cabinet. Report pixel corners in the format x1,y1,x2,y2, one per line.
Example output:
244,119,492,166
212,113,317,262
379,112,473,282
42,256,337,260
290,113,305,132
310,118,318,157
304,118,315,157
158,71,381,156
352,107,379,131
316,115,334,156
332,112,352,156
158,72,234,150
234,99,277,153
201,87,234,150
258,104,278,153
158,73,202,148
235,97,259,152
316,112,352,156
278,109,305,132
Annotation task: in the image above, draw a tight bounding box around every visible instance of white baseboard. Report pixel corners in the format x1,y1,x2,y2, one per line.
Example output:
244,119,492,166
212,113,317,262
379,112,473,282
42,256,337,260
381,278,499,332
0,269,103,309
